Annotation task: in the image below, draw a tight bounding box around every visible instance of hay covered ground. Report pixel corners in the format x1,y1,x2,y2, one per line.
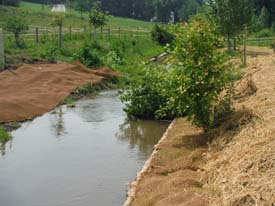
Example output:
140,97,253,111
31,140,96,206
126,47,275,206
0,63,120,123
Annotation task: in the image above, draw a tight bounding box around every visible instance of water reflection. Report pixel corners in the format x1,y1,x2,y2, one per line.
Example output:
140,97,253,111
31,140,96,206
116,119,169,160
50,108,66,137
0,138,12,156
0,91,169,206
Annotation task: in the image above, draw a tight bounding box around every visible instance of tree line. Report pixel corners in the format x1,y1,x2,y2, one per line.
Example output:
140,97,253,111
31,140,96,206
1,0,204,22
2,0,275,29
68,0,205,22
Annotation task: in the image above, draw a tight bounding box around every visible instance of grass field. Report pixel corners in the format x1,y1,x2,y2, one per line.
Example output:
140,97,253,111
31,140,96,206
0,1,154,29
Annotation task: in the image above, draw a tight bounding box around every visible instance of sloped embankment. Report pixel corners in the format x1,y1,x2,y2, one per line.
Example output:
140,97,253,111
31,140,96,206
0,63,120,123
125,47,275,206
203,47,275,206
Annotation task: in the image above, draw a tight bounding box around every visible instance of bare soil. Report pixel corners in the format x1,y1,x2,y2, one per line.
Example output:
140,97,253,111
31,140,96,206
128,118,208,206
126,47,275,206
0,63,120,123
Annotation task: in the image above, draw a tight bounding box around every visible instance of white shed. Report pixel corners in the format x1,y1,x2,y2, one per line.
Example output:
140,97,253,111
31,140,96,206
52,4,66,12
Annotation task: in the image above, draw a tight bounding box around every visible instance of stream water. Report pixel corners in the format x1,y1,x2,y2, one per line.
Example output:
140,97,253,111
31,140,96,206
0,91,169,206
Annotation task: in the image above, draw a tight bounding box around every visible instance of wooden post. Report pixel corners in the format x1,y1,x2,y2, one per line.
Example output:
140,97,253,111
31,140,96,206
58,24,62,48
108,27,110,37
227,35,231,51
234,37,237,50
0,28,4,67
100,27,103,35
35,27,39,43
93,26,97,41
69,27,72,38
243,37,247,66
118,27,121,39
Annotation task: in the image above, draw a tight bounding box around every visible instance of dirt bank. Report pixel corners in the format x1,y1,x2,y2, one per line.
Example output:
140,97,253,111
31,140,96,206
125,47,275,206
125,118,209,206
0,63,120,123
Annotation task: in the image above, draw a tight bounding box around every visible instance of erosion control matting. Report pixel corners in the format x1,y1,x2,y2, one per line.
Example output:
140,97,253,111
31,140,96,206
0,63,120,123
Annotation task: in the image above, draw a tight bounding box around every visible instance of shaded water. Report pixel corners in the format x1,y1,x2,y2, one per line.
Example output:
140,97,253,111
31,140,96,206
0,91,169,206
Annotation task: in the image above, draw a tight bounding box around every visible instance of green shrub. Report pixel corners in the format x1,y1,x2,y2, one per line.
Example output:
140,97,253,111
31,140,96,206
109,39,126,59
122,20,231,129
121,65,171,119
0,126,11,143
75,41,102,67
40,45,60,61
101,51,122,70
151,24,175,46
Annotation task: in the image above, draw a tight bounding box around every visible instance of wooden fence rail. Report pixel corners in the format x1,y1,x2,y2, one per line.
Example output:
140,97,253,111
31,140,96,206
2,26,150,40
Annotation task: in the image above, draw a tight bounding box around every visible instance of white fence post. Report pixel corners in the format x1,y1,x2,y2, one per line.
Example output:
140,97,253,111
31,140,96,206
0,28,4,67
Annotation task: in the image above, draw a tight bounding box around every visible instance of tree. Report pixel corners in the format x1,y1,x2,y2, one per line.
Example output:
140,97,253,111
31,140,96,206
121,20,230,129
259,6,270,29
89,1,108,41
177,0,203,21
151,24,175,45
4,16,28,48
208,0,253,50
1,0,20,6
102,0,204,22
74,0,93,18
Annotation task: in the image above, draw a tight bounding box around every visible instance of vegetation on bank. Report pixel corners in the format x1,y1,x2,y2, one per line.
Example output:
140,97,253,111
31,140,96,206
1,1,162,86
0,126,11,143
4,32,162,82
1,0,272,131
121,19,233,129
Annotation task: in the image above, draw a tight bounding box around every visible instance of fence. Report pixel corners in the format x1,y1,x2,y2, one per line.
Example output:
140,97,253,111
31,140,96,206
2,25,151,42
246,37,274,47
0,25,151,67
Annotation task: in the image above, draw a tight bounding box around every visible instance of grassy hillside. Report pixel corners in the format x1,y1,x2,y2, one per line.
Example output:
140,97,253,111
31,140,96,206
0,1,154,29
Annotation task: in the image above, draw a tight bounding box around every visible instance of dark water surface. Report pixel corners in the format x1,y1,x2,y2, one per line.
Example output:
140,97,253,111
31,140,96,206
0,91,169,206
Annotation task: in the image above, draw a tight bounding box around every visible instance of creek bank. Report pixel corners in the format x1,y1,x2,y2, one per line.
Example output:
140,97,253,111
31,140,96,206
124,118,209,206
0,62,120,123
125,47,275,206
124,47,273,206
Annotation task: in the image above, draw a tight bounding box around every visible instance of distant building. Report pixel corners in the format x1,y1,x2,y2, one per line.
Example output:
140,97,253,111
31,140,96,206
52,4,66,12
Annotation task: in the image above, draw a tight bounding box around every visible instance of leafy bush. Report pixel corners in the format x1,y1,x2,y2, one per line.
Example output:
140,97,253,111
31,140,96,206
40,45,60,61
151,24,175,46
101,51,122,70
122,20,231,129
109,39,126,59
75,41,102,67
121,65,171,119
